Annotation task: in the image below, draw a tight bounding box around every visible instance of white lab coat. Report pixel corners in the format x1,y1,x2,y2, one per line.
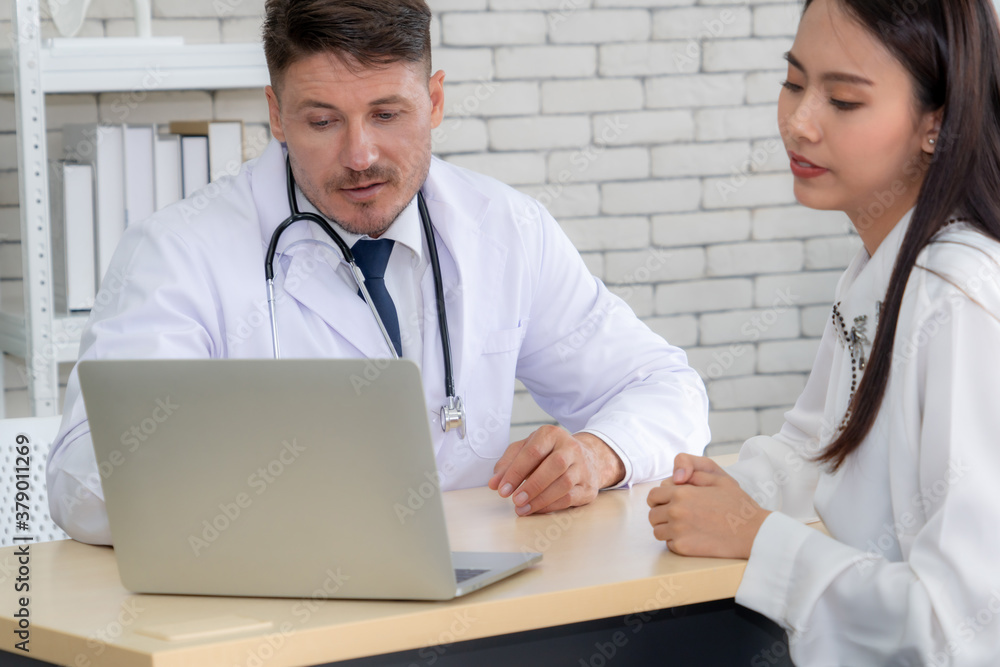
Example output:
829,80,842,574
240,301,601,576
47,138,710,545
728,211,1000,666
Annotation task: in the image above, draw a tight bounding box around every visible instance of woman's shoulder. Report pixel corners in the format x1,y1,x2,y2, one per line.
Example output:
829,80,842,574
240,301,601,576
912,222,1000,311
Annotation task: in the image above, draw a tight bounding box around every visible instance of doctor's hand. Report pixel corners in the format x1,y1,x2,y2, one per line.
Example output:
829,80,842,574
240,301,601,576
647,453,770,560
488,425,625,516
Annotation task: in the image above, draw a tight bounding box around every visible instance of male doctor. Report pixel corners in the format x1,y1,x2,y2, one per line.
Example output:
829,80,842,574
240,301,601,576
46,0,710,545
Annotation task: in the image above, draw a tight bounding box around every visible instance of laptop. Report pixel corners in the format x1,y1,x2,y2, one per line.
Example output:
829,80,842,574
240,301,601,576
78,358,541,600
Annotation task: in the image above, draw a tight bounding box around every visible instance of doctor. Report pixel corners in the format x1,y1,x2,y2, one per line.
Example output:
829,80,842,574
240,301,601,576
46,0,710,545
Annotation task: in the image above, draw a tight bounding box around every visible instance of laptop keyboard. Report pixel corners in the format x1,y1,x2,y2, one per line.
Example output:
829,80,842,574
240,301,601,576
455,568,489,584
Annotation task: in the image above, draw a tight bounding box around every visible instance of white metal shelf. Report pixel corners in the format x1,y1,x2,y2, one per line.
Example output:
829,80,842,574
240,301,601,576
0,0,270,417
0,312,87,361
0,38,269,94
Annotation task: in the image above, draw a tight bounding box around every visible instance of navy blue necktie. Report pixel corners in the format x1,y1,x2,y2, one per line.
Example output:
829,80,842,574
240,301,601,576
351,238,402,357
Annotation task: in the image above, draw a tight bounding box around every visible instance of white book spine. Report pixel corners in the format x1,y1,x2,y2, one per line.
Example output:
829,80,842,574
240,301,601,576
153,131,183,211
63,124,125,286
123,125,156,226
180,135,210,197
51,162,97,312
207,121,244,182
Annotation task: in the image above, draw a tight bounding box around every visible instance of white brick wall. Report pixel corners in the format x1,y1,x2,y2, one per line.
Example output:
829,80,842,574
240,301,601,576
652,7,752,40
490,115,592,150
442,13,547,46
496,45,597,79
549,10,651,44
0,0,851,452
645,73,745,108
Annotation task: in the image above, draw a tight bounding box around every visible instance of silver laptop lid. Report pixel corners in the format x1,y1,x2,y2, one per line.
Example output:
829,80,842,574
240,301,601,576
79,358,462,600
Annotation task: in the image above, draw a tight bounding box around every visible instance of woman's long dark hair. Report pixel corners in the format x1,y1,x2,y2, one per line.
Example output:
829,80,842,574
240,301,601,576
810,0,1000,470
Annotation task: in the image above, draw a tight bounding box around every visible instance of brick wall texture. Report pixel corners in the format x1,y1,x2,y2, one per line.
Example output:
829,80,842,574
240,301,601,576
0,0,863,450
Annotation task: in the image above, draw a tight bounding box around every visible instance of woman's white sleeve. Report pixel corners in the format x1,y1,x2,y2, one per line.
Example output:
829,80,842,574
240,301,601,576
723,321,835,523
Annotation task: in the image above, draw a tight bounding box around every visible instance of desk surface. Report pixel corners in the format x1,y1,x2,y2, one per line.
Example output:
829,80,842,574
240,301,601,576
0,477,746,667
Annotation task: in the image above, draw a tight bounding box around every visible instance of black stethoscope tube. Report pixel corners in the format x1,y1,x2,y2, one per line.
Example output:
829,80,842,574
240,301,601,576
265,158,355,280
265,155,465,437
418,191,455,400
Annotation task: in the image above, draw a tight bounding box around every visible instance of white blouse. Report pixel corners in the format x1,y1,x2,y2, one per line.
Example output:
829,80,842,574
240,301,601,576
727,210,1000,666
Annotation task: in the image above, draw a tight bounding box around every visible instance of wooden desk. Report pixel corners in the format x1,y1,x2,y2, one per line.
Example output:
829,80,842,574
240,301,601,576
0,479,785,667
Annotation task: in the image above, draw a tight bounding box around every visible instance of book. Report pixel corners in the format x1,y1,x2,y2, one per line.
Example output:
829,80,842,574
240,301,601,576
62,124,125,282
169,120,244,182
122,124,155,226
50,161,97,312
153,131,182,211
180,135,209,198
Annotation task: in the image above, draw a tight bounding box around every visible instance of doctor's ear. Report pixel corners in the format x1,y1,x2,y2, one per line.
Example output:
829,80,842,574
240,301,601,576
266,85,286,143
429,70,446,130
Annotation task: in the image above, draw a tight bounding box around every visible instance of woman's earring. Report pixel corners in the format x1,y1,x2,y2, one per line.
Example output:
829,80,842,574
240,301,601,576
929,138,936,145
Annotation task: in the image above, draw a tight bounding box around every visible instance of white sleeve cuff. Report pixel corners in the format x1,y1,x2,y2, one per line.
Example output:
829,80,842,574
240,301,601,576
735,510,814,627
578,427,634,489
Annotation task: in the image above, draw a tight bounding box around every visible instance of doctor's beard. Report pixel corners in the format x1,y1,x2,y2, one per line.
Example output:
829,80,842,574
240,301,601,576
327,164,407,237
297,156,428,239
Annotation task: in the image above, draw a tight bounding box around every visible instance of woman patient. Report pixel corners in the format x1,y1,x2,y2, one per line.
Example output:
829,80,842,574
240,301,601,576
648,0,1000,664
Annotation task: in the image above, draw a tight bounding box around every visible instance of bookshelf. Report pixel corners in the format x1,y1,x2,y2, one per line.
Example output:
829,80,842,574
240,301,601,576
0,0,269,417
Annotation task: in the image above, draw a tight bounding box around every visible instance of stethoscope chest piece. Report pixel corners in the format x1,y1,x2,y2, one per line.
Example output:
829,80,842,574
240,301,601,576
441,395,466,439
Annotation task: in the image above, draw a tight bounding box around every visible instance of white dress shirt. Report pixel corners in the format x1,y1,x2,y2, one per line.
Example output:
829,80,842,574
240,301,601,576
727,210,1000,666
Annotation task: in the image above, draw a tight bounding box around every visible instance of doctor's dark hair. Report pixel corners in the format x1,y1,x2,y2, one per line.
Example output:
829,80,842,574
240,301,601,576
811,0,1000,470
262,0,432,95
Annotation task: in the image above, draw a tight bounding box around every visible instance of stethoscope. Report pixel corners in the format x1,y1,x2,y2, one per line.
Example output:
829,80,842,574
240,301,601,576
264,156,466,438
